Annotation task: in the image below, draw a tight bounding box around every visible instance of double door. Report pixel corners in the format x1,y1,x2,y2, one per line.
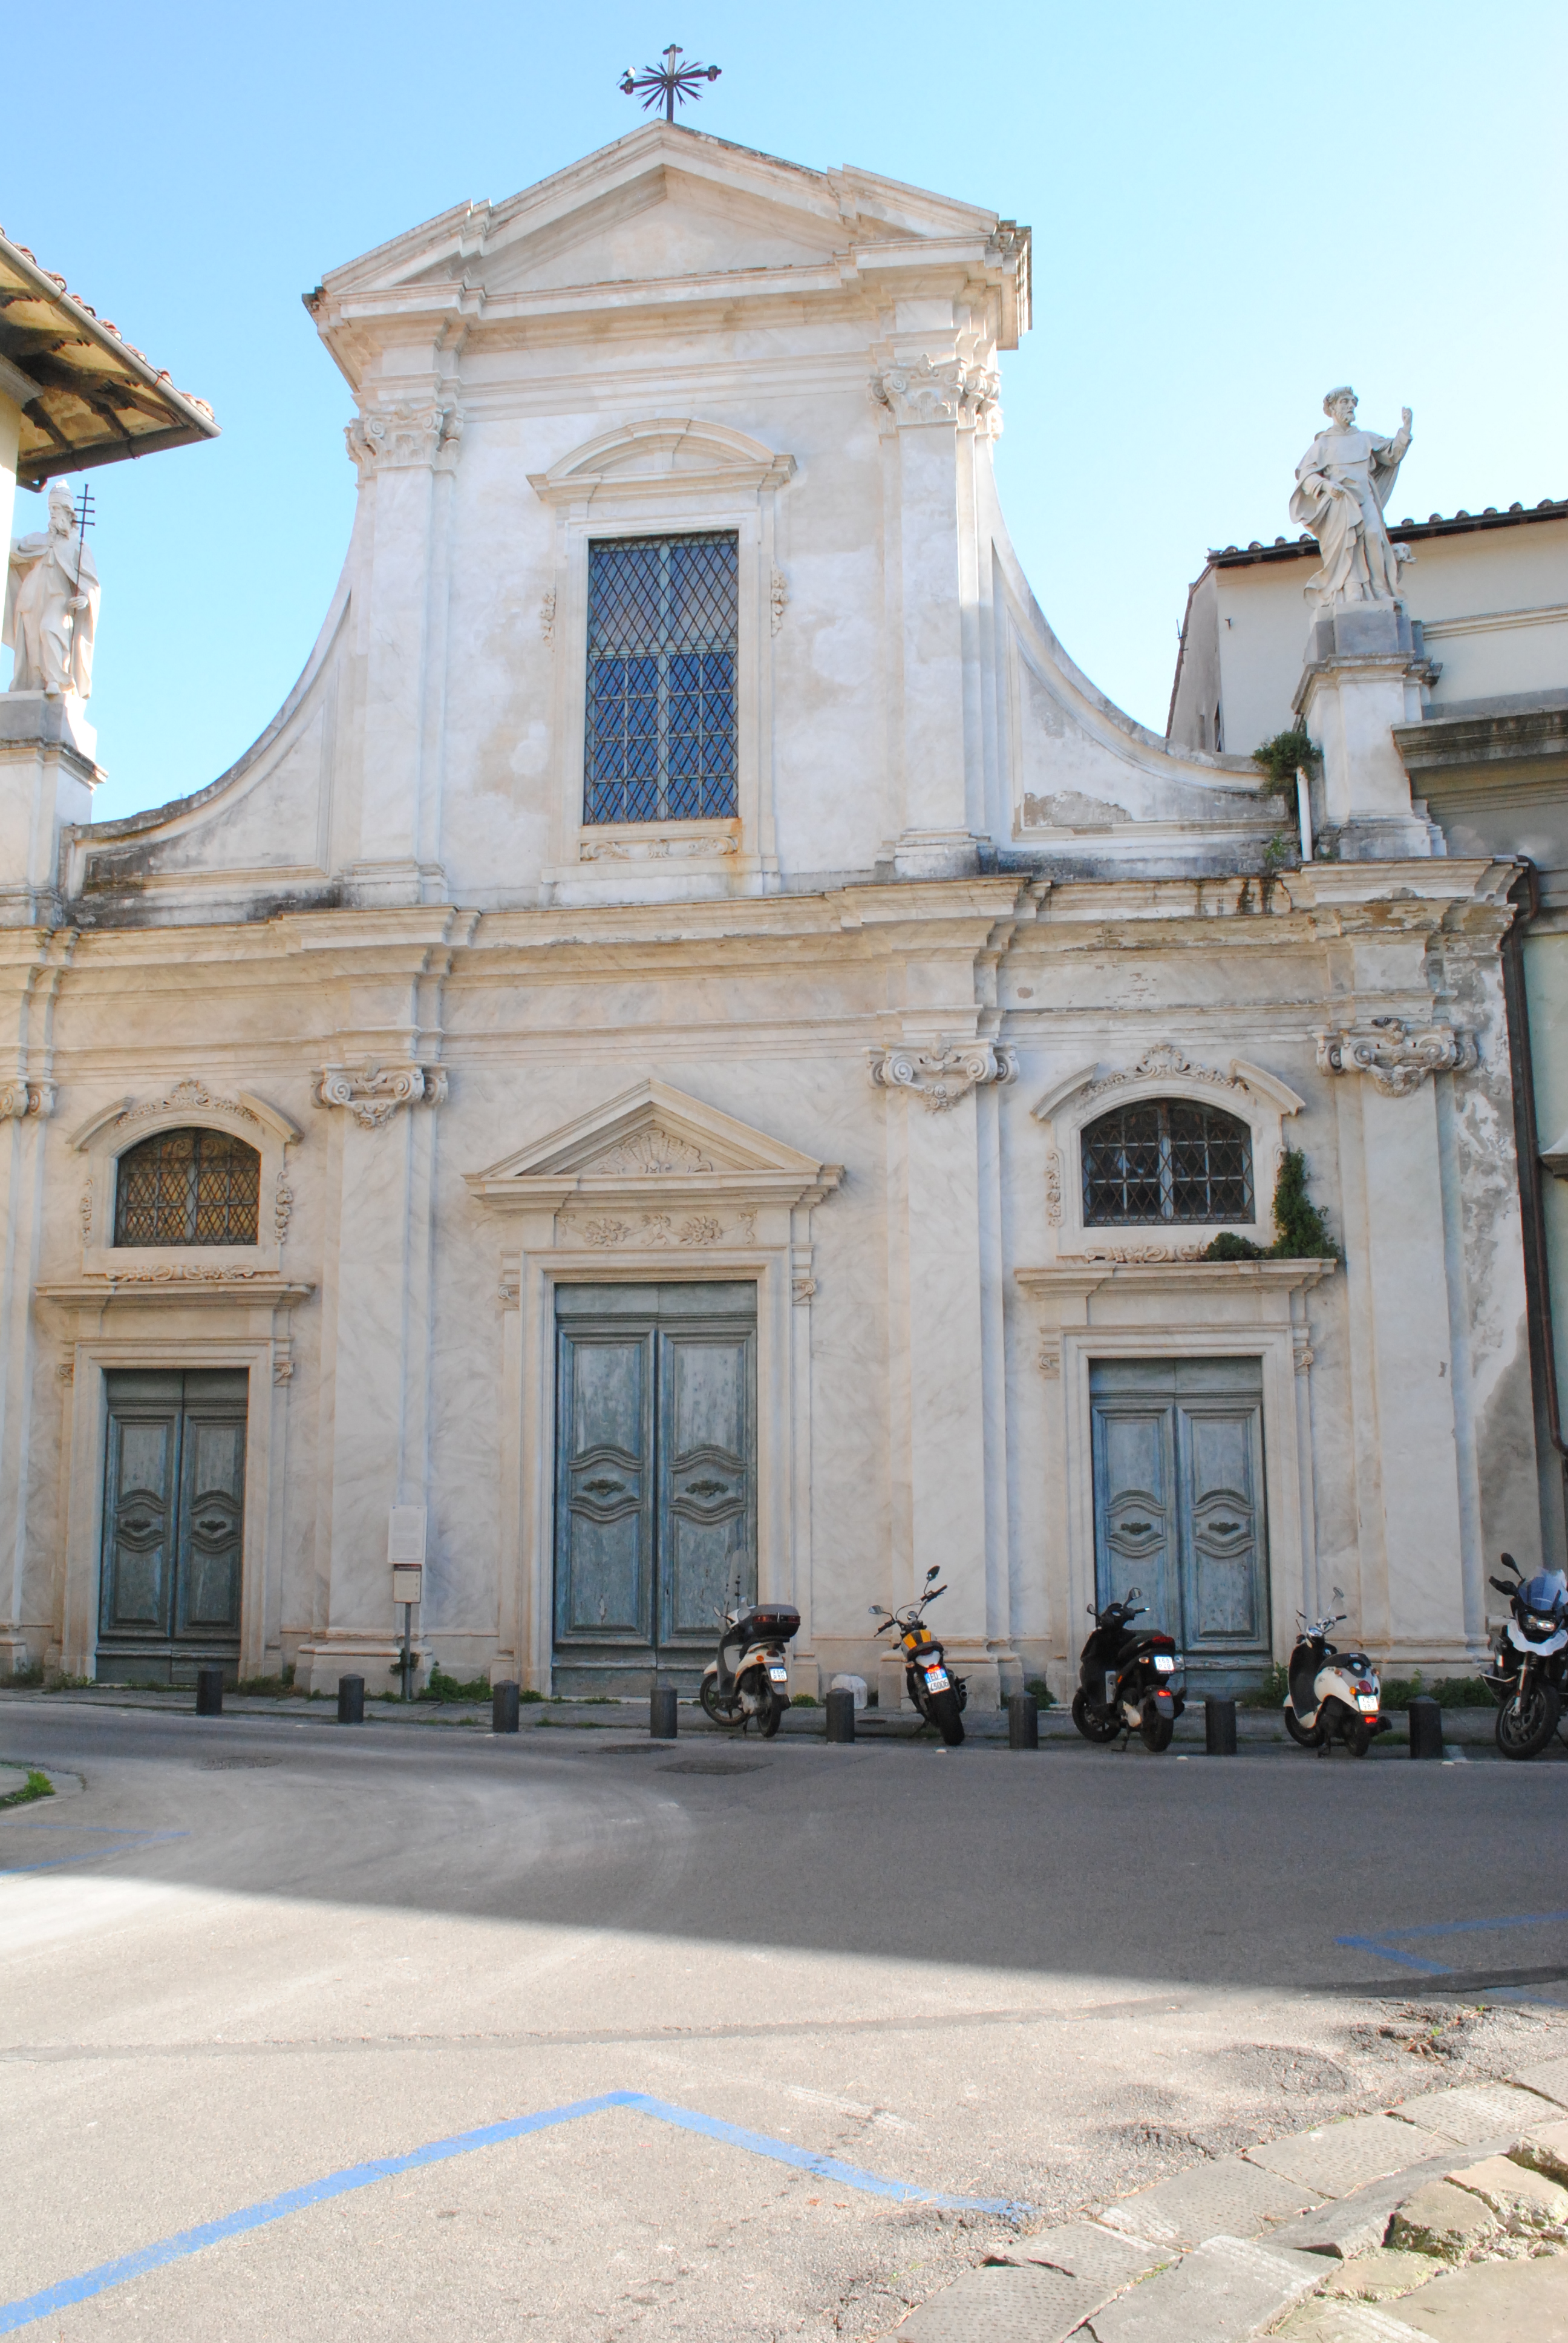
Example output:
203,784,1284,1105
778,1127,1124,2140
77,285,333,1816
554,1283,756,1694
1090,1357,1271,1690
99,1370,248,1684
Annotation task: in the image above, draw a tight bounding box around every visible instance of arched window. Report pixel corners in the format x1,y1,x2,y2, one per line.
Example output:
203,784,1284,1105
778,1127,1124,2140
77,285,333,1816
1082,1100,1253,1226
113,1127,261,1247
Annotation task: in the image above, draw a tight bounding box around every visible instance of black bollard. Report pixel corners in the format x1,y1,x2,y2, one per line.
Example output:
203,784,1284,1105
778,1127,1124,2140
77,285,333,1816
650,1683,678,1740
1408,1696,1443,1760
492,1680,520,1735
337,1673,365,1726
825,1687,856,1743
194,1666,224,1718
1205,1696,1238,1755
1007,1691,1039,1749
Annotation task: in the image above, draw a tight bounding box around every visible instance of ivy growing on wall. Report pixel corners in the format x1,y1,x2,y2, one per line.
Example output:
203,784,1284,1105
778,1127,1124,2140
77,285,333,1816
1203,1145,1339,1262
1251,726,1319,793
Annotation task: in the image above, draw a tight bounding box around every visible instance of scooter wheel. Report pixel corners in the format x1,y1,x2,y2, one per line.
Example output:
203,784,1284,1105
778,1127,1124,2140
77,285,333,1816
930,1688,965,1746
1071,1689,1120,1745
699,1677,742,1729
757,1691,784,1740
1139,1700,1174,1754
1344,1720,1372,1757
1284,1706,1322,1749
1497,1680,1560,1761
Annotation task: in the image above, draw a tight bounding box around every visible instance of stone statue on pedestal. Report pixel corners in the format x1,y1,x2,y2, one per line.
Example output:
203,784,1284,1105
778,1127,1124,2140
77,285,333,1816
1290,387,1413,609
4,479,100,698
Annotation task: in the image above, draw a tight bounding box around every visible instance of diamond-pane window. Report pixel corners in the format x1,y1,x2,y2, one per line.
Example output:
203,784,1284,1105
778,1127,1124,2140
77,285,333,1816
1082,1101,1253,1225
584,533,738,824
113,1128,261,1248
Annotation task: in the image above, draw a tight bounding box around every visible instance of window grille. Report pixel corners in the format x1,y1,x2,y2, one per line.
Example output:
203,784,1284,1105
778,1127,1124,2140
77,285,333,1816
584,532,739,824
1082,1100,1253,1225
113,1128,261,1248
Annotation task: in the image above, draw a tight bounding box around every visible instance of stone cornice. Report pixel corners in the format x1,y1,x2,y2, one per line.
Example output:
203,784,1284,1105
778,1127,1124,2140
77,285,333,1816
39,1275,315,1310
1016,1259,1335,1297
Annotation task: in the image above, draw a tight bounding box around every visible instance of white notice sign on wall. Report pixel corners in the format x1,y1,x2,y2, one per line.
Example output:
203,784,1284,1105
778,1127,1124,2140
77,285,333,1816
388,1506,426,1565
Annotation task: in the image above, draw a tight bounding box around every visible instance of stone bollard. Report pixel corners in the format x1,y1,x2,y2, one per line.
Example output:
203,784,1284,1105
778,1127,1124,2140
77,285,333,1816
195,1666,224,1718
650,1683,678,1740
825,1687,856,1743
1204,1696,1238,1755
1007,1692,1039,1749
337,1674,365,1726
492,1680,520,1735
1408,1696,1443,1760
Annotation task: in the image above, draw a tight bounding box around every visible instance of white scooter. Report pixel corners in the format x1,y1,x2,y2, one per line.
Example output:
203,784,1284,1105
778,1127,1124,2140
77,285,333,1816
1284,1590,1387,1757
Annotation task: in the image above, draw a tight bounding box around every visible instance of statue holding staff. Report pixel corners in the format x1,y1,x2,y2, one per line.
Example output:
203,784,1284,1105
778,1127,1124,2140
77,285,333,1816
4,479,100,697
1290,387,1413,609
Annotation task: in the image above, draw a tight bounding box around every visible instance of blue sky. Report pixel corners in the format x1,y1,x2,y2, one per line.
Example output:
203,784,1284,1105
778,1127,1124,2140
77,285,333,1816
7,0,1564,824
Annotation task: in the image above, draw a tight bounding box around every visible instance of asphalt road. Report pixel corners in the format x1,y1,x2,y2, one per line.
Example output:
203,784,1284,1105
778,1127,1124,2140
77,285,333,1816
4,1699,1567,2340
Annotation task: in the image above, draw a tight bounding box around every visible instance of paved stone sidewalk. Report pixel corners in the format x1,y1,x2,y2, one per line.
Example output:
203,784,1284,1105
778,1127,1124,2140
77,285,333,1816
887,2060,1568,2341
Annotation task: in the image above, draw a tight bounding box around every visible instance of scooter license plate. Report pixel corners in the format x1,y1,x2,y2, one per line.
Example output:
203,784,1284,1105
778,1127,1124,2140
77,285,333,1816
924,1667,950,1692
768,1666,789,1684
1355,1694,1379,1712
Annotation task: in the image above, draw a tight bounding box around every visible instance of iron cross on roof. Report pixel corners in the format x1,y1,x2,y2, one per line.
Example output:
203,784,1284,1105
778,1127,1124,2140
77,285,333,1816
619,44,720,123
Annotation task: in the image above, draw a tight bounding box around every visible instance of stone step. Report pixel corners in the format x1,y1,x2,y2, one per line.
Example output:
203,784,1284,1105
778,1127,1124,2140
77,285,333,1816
1086,2233,1325,2342
1248,2114,1462,2200
1268,2141,1515,2260
1097,2151,1320,2248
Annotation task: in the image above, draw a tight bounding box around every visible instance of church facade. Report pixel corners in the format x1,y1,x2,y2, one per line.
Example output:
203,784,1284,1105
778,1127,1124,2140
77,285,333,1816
0,127,1545,1704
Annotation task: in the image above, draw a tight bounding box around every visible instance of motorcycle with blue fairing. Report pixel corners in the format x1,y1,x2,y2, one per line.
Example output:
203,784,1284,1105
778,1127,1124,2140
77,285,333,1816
1485,1552,1568,1761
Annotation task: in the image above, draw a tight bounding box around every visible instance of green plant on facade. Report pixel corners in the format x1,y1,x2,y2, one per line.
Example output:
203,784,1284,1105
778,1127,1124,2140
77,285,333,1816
1203,1145,1339,1263
1251,726,1319,794
1024,1677,1056,1709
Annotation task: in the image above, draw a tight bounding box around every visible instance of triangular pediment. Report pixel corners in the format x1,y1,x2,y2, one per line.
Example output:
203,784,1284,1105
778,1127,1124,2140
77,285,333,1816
323,126,1004,306
467,1079,841,1207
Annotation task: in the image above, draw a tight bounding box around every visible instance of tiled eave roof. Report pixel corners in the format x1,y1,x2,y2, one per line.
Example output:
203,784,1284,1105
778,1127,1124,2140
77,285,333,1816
1209,497,1567,569
0,229,220,485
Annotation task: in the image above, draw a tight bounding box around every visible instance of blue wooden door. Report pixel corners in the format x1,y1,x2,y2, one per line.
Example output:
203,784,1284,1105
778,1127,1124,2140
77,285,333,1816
1090,1358,1270,1691
99,1371,247,1684
554,1285,756,1693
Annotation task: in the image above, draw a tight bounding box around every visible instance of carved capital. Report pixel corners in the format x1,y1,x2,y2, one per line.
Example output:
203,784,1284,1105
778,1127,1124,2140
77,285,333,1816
1315,1018,1475,1098
345,401,464,474
315,1064,446,1130
0,1080,54,1119
868,1041,1016,1112
869,354,1001,436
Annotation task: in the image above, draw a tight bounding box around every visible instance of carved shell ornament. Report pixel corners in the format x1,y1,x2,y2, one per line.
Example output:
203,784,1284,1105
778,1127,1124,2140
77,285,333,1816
593,1127,714,1175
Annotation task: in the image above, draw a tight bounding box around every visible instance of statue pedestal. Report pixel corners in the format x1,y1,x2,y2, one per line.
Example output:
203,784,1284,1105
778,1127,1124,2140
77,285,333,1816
1293,605,1443,861
0,693,102,927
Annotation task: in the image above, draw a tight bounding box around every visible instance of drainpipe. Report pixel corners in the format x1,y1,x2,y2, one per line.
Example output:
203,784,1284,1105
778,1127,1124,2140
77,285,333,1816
1501,860,1568,1559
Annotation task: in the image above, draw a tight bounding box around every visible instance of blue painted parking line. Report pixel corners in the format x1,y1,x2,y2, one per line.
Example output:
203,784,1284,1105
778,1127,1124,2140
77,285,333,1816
0,1825,188,1877
0,2088,1030,2333
1338,1906,1568,1976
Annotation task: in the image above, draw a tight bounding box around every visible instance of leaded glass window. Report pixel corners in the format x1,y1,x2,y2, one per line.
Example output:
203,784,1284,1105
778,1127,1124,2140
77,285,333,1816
584,532,739,824
113,1128,261,1248
1082,1101,1253,1225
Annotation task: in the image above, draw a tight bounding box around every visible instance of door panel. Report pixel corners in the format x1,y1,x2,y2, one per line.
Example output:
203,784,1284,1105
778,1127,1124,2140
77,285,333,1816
102,1410,180,1634
553,1285,757,1687
1091,1404,1176,1631
555,1330,655,1647
176,1410,247,1635
659,1330,753,1647
1089,1358,1270,1681
1179,1404,1267,1650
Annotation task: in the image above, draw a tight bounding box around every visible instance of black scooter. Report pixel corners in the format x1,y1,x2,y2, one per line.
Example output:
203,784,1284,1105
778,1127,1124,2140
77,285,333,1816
870,1568,967,1745
1484,1551,1568,1760
1071,1587,1184,1753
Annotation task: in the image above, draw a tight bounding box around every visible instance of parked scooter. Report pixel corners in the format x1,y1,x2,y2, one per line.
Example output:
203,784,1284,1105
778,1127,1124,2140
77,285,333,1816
1284,1592,1386,1755
1485,1551,1568,1761
1071,1588,1184,1753
699,1595,800,1737
870,1568,967,1745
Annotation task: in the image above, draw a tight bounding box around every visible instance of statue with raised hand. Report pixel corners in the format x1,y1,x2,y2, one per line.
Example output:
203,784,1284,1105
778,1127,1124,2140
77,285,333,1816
1290,387,1413,609
4,479,100,698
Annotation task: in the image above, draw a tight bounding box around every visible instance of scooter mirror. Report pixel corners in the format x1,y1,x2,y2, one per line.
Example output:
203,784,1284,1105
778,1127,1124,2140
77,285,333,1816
925,1565,941,1582
867,1605,885,1618
1331,1585,1344,1601
1127,1587,1142,1602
